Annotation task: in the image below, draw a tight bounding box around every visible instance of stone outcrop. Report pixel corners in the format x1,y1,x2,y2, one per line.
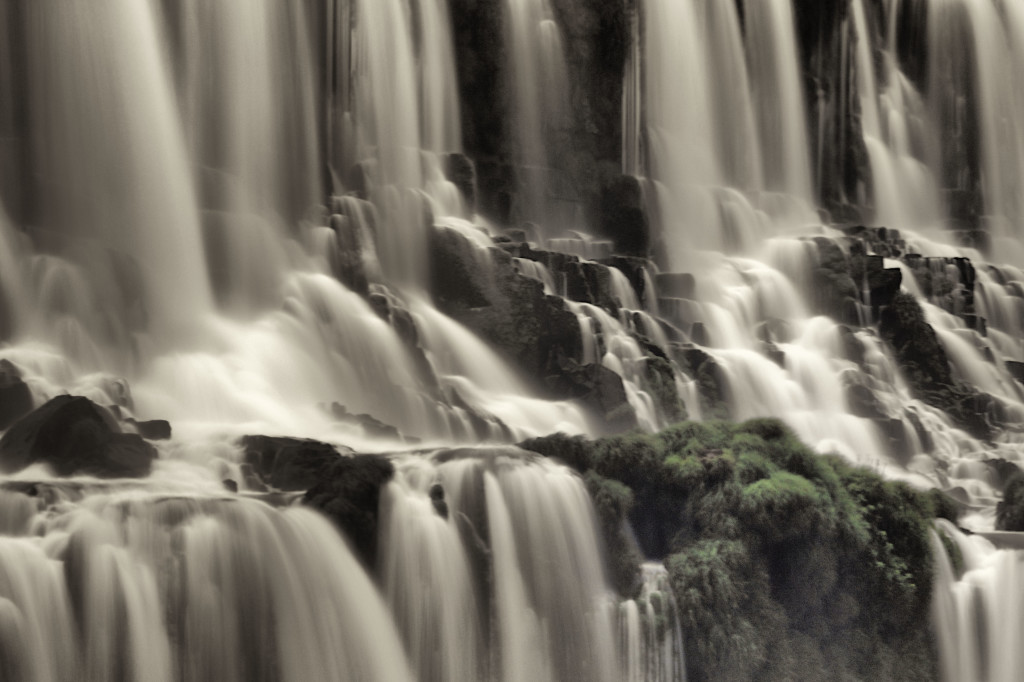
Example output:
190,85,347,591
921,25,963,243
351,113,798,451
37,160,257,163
239,434,350,492
0,395,157,478
879,292,1000,440
0,359,32,431
303,454,395,567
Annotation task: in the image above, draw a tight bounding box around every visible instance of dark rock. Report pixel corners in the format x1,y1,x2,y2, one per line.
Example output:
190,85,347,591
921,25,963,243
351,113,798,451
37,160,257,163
867,268,902,308
997,473,1024,531
845,381,889,420
961,314,986,336
904,409,934,454
564,260,618,311
429,225,583,385
222,479,238,493
644,355,687,424
810,237,859,323
239,463,269,493
876,417,912,464
328,212,370,296
677,348,731,419
0,359,32,431
984,459,1023,491
239,435,349,491
596,175,649,255
126,419,171,441
880,292,997,440
759,342,786,367
330,403,402,441
303,454,395,567
445,153,477,211
603,255,651,306
0,395,157,478
429,483,449,519
1007,360,1024,384
546,361,638,434
879,293,955,393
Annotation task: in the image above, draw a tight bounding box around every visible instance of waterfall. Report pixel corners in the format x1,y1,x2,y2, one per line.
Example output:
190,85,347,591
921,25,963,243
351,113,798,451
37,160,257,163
0,486,415,682
931,520,1024,682
505,0,572,229
383,450,622,682
4,0,1024,679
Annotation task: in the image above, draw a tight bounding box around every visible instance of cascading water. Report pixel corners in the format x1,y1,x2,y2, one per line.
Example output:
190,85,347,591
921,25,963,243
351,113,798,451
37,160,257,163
505,0,572,229
3,0,1024,678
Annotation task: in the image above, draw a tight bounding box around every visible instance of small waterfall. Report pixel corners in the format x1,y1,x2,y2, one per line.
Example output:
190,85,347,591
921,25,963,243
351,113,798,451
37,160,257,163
931,520,1024,682
23,0,213,354
743,0,814,202
505,0,572,229
850,0,942,229
618,564,687,682
926,0,1024,259
0,486,415,682
381,450,627,682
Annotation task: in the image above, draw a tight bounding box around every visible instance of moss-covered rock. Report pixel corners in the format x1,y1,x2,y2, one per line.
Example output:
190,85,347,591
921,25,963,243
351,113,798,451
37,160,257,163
522,418,952,682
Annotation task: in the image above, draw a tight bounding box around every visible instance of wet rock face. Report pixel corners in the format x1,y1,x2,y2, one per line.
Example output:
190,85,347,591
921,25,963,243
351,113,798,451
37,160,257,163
879,292,999,440
303,454,395,568
0,359,33,431
430,224,646,430
0,395,157,478
595,174,649,256
240,435,351,492
996,473,1024,531
429,224,584,380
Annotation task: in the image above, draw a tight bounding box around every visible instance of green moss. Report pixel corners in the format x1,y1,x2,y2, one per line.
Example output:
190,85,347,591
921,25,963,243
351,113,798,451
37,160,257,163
584,470,642,597
520,418,948,682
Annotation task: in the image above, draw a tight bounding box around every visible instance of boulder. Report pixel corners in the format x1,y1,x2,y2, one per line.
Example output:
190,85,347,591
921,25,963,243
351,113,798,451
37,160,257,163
644,354,687,424
810,237,859,324
303,454,395,567
0,395,157,478
328,213,370,297
430,225,583,384
546,361,638,433
845,381,889,420
603,255,651,305
997,473,1024,531
563,260,618,311
445,152,477,211
126,418,171,441
676,347,731,420
329,403,402,441
985,459,1023,491
596,174,649,255
880,292,998,440
1007,360,1024,384
0,360,32,431
239,435,349,492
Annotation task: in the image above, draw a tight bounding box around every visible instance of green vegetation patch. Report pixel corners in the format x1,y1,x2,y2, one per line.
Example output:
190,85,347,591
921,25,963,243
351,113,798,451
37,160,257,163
522,418,957,682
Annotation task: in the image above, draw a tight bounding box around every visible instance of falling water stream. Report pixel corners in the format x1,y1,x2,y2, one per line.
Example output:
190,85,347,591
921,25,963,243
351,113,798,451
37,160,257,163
1,0,1024,679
